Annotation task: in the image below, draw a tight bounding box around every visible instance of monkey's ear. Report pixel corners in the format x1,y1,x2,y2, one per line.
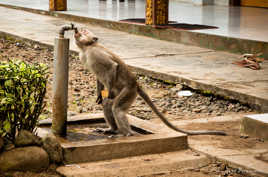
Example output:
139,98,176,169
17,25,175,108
93,37,98,42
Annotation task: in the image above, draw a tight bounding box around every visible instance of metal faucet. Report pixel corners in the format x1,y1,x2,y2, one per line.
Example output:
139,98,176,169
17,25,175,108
59,23,78,38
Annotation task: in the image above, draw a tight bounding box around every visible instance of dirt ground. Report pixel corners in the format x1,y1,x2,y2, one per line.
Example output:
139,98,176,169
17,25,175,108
0,36,266,177
185,120,267,150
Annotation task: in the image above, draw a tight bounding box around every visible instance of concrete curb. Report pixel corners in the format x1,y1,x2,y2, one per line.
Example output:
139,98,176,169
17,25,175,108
190,147,268,177
241,114,268,140
0,30,267,112
129,65,268,112
56,150,211,177
0,3,268,59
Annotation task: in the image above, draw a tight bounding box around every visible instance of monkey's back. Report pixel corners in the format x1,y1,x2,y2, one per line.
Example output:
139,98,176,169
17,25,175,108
94,44,138,91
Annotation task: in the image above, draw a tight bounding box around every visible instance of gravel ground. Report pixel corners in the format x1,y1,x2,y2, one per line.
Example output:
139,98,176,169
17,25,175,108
0,36,254,122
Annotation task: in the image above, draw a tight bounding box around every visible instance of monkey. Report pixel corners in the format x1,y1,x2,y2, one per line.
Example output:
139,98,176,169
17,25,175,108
74,28,226,136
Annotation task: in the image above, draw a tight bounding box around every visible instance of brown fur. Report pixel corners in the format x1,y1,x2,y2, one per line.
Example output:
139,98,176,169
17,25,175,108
74,28,226,136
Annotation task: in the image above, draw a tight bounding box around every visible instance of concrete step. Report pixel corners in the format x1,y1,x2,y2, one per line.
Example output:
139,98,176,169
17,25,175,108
241,113,268,140
37,113,188,164
56,150,211,177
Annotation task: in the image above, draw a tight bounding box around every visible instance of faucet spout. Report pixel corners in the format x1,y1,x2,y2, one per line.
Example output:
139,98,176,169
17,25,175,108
59,23,78,38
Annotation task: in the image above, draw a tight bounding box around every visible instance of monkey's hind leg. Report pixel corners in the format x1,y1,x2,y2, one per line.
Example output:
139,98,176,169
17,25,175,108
95,98,118,134
112,87,137,136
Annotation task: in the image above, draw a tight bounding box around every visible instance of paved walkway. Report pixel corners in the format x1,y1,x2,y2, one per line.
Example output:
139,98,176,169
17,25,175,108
1,0,268,43
0,6,267,111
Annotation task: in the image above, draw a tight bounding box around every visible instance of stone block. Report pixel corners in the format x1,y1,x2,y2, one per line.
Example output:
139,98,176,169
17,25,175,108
0,146,49,172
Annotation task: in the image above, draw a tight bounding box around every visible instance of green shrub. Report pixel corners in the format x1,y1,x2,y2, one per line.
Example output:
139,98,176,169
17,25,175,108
0,60,48,142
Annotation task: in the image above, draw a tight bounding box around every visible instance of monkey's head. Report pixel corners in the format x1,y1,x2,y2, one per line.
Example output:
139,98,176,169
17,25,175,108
74,28,98,49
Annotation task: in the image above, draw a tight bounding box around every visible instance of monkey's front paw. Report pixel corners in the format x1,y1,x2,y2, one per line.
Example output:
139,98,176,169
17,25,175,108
96,95,103,104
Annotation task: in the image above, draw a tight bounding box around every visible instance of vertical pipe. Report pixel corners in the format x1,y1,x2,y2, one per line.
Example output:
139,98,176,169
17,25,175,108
52,37,69,136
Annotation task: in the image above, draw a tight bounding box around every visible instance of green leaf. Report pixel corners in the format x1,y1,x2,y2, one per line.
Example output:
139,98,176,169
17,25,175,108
19,62,26,71
4,80,13,87
3,120,11,132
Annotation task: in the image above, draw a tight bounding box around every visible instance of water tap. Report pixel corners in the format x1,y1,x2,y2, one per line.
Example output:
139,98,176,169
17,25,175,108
59,23,78,38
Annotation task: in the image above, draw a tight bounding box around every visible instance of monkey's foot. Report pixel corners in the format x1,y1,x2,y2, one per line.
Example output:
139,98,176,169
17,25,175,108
121,130,136,137
107,133,133,139
93,128,118,135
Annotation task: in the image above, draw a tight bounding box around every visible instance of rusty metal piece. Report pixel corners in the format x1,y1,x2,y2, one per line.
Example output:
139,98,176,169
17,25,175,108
59,23,78,38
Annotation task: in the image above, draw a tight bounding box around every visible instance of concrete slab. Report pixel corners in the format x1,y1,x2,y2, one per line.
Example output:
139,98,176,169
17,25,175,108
180,114,268,177
38,113,188,164
56,150,211,177
126,53,268,111
1,0,268,43
241,114,268,140
218,154,268,177
0,6,210,59
1,1,268,59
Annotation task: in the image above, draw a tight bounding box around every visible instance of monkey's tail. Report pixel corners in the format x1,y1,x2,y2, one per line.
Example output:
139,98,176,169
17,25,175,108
137,87,226,136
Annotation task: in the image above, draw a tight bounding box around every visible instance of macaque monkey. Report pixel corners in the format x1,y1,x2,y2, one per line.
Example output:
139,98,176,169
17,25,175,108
74,28,226,136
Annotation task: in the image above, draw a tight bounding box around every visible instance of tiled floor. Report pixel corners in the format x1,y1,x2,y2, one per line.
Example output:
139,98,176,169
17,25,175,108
1,0,268,42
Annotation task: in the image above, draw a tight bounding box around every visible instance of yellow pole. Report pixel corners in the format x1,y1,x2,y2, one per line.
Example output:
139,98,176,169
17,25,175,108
49,0,67,11
146,0,168,25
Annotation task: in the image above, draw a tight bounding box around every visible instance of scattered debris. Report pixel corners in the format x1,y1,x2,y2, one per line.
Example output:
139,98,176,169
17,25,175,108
65,164,81,168
177,90,193,97
240,135,249,139
233,53,264,70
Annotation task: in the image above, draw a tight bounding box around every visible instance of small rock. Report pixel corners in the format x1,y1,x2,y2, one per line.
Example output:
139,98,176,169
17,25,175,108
15,130,42,147
82,108,87,113
143,158,152,162
257,138,264,142
42,134,63,164
74,88,80,92
0,146,49,172
4,142,15,151
193,168,200,172
67,111,77,117
15,42,22,47
255,152,268,162
74,93,81,97
193,108,201,113
220,163,227,171
170,87,178,93
175,84,183,90
240,135,249,139
34,44,40,50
